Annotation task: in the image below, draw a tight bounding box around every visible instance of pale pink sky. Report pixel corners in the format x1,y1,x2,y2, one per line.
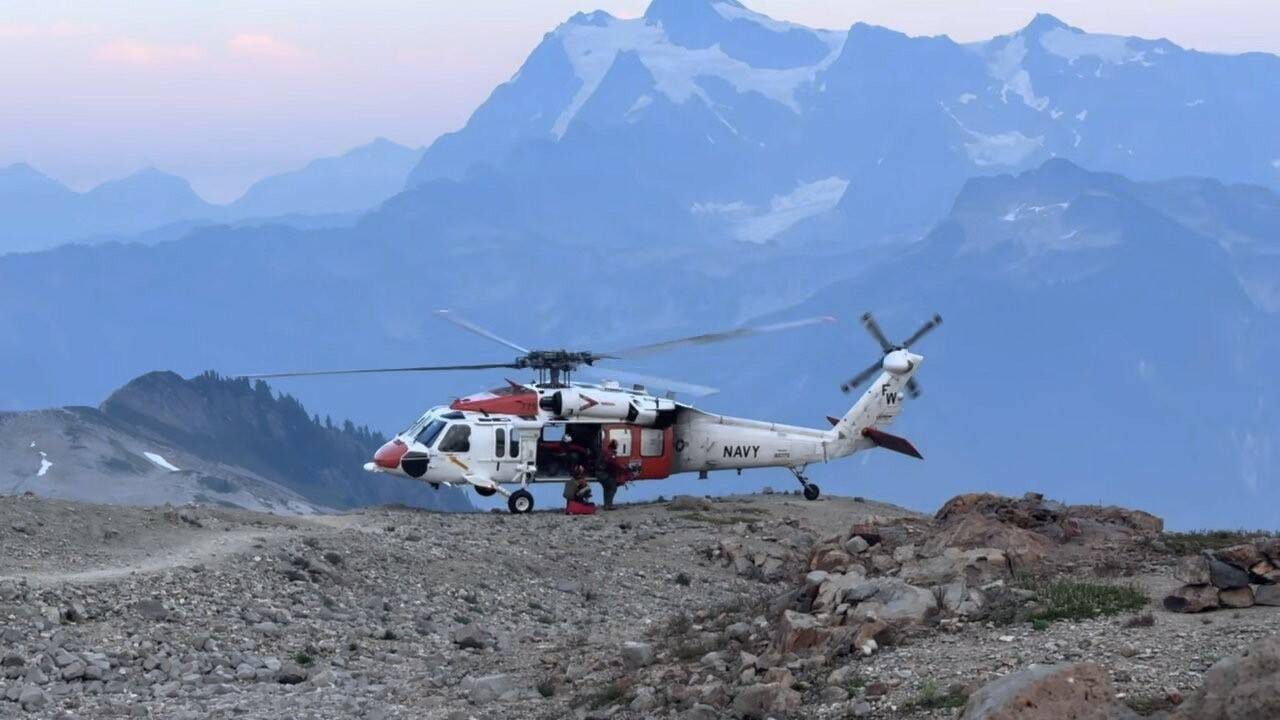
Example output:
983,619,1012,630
1,0,1275,202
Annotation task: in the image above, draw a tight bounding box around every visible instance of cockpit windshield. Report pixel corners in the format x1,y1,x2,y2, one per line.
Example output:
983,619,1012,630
401,406,449,439
415,419,447,447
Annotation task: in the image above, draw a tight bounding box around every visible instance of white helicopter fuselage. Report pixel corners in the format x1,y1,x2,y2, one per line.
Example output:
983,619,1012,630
366,350,924,507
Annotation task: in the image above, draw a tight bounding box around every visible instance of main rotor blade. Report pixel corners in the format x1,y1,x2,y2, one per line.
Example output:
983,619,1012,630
840,359,884,394
434,310,530,354
902,314,944,349
606,316,835,359
861,312,894,353
577,365,719,398
241,363,520,379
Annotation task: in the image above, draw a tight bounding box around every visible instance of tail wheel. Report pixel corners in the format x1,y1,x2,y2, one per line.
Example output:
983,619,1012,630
475,486,497,497
508,489,534,514
803,484,821,501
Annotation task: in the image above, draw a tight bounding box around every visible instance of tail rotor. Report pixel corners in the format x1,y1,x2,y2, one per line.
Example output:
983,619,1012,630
840,312,943,396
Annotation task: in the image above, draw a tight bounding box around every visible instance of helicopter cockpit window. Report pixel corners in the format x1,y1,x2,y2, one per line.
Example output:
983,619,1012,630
415,419,447,447
438,424,471,453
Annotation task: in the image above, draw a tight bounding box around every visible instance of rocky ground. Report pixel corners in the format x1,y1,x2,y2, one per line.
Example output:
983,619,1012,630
0,491,1275,719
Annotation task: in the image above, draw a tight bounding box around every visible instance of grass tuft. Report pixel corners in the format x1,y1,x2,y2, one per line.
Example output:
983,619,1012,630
904,681,968,710
1025,576,1148,623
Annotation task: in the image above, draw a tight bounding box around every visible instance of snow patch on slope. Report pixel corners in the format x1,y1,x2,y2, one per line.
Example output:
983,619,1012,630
37,451,51,477
1039,28,1149,65
552,14,845,138
694,177,848,243
144,452,181,472
989,37,1049,112
966,130,1044,167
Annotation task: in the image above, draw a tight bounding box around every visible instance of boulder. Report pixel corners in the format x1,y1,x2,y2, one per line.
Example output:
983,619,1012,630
1256,538,1280,563
846,523,882,546
621,641,655,670
1219,586,1255,609
731,682,801,720
18,685,47,712
809,546,854,574
451,625,495,650
813,570,868,614
843,536,870,555
776,610,831,655
1249,559,1280,584
669,495,713,512
900,547,1009,586
959,662,1128,720
1171,635,1280,720
132,599,169,622
1163,584,1220,613
276,662,308,684
1206,553,1250,589
1254,584,1280,606
1214,543,1263,570
852,579,938,626
1174,555,1212,585
464,673,519,705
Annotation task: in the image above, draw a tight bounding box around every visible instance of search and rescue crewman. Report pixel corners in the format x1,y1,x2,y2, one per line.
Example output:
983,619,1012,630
563,464,592,512
600,438,630,511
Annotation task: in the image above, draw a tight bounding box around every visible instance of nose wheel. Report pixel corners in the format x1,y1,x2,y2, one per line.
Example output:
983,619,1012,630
508,489,534,514
791,467,820,501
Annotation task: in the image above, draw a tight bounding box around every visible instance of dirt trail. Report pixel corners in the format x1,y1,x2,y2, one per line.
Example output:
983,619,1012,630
1,526,298,587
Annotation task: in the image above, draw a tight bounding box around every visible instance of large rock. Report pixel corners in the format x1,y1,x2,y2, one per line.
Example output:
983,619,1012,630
1254,584,1280,606
464,673,519,704
959,662,1129,720
1214,543,1263,570
1174,555,1212,585
1219,586,1255,608
809,545,854,574
813,570,868,614
899,547,1009,586
1257,538,1280,563
1163,584,1220,613
451,624,495,650
1172,635,1280,720
851,579,938,626
1206,553,1251,589
621,641,655,670
776,610,832,655
1250,559,1280,584
731,682,801,719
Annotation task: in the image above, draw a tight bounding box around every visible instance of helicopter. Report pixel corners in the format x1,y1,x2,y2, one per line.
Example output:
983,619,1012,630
247,310,942,514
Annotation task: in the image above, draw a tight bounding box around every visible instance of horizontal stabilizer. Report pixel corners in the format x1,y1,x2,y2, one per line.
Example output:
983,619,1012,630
826,415,840,427
862,427,923,459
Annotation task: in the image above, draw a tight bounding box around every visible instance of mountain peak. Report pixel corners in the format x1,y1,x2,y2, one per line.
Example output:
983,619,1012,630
643,0,742,25
1020,13,1073,35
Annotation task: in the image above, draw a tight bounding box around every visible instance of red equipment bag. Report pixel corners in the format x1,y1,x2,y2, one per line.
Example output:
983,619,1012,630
566,500,597,515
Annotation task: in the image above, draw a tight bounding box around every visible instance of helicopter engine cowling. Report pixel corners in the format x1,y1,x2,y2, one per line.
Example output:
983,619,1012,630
541,388,673,425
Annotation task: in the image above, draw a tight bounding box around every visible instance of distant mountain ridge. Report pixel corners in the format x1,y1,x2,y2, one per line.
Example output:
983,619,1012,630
0,138,423,255
405,1,1280,242
0,371,472,513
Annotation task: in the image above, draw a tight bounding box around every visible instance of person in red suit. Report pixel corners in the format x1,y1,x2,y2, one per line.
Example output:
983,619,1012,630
600,438,632,511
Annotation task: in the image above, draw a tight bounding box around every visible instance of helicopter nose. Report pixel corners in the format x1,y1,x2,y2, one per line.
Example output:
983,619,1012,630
374,439,409,469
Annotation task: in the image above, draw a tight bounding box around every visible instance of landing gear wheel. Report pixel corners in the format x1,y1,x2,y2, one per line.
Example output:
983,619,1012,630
803,484,821,501
508,489,534,514
474,486,497,497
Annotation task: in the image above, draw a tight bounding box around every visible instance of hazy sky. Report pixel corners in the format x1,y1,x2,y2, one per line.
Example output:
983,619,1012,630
2,0,1276,202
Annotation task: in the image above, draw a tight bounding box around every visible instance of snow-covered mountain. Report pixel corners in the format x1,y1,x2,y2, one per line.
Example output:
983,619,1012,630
408,1,1280,243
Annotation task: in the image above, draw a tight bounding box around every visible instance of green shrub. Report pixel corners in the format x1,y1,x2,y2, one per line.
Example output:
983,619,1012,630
904,681,968,710
1026,577,1148,623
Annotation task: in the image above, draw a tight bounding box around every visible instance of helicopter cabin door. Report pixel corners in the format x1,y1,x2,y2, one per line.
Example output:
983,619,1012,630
602,424,674,480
